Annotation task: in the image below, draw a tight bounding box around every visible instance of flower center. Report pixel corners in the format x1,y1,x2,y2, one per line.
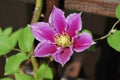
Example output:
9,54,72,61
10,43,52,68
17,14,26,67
55,33,72,47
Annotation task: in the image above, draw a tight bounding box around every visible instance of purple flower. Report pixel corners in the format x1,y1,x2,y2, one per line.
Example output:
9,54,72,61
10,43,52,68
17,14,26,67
30,6,94,66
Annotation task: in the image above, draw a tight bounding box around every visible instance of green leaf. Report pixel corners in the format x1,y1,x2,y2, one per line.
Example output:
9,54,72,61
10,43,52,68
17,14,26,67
10,28,22,48
0,78,12,80
82,29,92,35
88,45,96,52
15,73,34,80
38,64,53,80
0,27,3,34
115,5,120,19
107,30,120,52
5,53,28,75
3,27,12,36
18,26,34,53
0,35,13,55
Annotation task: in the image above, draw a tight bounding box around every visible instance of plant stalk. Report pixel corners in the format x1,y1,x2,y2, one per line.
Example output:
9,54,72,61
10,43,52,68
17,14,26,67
30,0,43,80
41,57,53,80
31,57,39,80
31,0,43,24
94,19,120,41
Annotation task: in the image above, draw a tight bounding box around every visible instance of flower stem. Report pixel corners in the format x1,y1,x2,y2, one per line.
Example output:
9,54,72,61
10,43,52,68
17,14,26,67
31,57,39,80
41,57,53,80
31,0,43,24
30,0,43,80
94,19,120,41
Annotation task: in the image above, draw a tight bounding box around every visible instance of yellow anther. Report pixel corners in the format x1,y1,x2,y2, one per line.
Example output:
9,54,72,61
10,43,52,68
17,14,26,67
55,33,72,47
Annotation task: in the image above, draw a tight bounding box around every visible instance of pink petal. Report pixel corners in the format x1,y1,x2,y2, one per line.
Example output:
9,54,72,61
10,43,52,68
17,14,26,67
30,22,55,42
49,6,66,34
54,47,73,66
66,13,82,37
73,32,94,52
34,41,57,57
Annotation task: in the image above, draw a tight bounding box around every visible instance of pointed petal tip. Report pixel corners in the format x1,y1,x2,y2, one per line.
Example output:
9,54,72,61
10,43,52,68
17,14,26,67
49,5,66,34
73,32,94,52
52,5,59,12
61,63,65,67
27,24,30,27
79,12,83,15
66,13,82,37
58,61,67,67
53,5,57,8
91,41,96,45
53,5,60,10
54,47,73,66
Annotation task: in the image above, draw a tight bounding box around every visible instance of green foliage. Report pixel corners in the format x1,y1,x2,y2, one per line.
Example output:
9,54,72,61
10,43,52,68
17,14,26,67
15,73,34,80
88,45,96,52
115,5,120,19
0,27,23,55
5,53,28,75
0,27,2,34
38,64,53,80
82,29,92,35
3,27,12,36
0,78,12,80
0,26,35,78
107,30,120,52
18,26,34,53
10,28,22,48
0,35,13,55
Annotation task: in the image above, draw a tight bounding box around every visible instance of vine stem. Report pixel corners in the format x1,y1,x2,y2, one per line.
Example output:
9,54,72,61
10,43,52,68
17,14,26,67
31,0,43,24
30,0,43,80
31,57,39,80
41,57,53,80
94,19,120,41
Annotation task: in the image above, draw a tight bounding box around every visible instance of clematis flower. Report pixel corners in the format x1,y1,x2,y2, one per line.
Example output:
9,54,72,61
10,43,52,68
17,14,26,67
30,6,95,66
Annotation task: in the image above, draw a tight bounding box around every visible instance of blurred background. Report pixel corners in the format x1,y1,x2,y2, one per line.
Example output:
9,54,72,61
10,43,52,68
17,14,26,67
0,0,120,80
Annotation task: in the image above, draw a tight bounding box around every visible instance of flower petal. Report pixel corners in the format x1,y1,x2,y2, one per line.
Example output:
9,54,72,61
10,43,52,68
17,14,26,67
66,13,82,37
30,22,55,42
73,32,94,52
49,6,66,34
54,47,73,66
34,41,57,57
